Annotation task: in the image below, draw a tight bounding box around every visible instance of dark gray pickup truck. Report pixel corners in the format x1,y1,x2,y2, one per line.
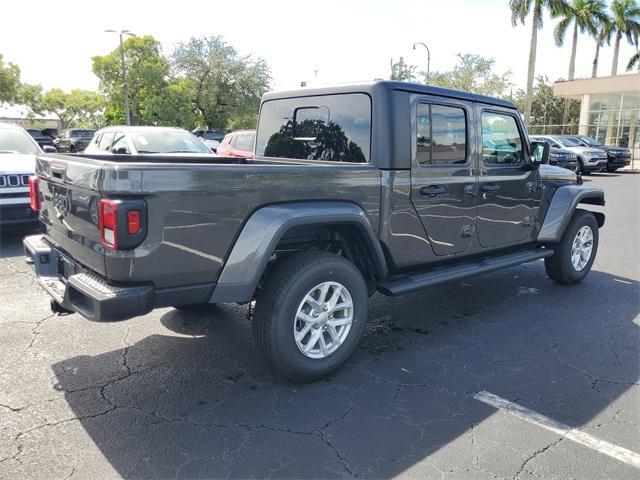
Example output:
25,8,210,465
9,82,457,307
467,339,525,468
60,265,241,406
24,81,605,381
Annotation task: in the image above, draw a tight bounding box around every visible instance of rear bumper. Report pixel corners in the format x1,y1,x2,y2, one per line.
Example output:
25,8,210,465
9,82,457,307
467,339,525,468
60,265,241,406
24,235,214,322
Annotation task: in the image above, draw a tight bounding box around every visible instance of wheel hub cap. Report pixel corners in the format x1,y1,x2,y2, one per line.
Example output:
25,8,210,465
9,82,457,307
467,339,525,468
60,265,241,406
294,281,354,359
571,225,594,271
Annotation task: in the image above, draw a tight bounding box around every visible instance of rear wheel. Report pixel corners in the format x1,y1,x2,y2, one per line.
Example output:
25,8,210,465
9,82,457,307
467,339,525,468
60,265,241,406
545,210,598,285
253,251,368,382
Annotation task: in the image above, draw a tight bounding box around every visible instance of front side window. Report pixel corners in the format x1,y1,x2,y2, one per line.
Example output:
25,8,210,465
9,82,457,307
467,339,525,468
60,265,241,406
481,112,524,165
111,133,130,153
416,103,467,165
257,93,371,163
98,132,115,151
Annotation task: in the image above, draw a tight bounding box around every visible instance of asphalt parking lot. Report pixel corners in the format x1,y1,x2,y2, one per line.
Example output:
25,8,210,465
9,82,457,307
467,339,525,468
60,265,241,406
1,173,638,479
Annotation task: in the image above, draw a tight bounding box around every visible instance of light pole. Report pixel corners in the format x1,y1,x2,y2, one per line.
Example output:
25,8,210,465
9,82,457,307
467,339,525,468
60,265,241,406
412,42,431,78
105,29,135,125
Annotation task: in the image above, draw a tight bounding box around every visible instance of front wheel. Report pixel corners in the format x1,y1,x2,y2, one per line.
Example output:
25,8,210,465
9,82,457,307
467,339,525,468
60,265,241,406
253,251,368,382
545,209,599,285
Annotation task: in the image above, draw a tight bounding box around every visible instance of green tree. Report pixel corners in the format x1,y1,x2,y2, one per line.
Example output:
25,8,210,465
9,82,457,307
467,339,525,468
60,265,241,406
509,0,569,126
554,0,608,80
627,49,640,69
92,35,170,125
425,54,512,97
608,0,640,75
172,36,271,130
42,89,105,129
0,54,21,103
144,78,199,129
389,58,417,81
514,75,580,132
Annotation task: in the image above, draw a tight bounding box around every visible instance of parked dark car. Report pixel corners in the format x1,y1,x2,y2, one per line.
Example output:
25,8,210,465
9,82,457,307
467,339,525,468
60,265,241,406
24,81,604,382
531,138,579,171
565,135,631,172
53,129,95,153
193,129,225,153
26,128,56,150
216,129,255,158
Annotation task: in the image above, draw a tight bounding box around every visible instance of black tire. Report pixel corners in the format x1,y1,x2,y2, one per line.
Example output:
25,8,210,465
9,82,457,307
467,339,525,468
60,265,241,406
253,251,368,382
545,209,599,285
606,166,618,173
69,144,76,153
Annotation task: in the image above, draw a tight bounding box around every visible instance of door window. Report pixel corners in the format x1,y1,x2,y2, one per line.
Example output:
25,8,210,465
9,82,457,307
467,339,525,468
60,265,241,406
481,112,524,165
416,103,467,165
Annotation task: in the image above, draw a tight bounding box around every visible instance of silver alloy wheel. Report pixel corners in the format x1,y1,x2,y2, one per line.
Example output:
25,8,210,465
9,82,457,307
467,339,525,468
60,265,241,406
294,281,354,359
571,225,594,271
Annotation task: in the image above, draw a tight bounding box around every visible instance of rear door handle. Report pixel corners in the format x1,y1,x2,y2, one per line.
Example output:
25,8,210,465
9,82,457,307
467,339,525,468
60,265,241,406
420,185,447,196
480,183,500,193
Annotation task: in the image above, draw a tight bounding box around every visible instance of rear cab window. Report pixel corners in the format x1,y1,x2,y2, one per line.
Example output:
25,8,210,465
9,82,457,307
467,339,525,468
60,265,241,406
256,93,371,163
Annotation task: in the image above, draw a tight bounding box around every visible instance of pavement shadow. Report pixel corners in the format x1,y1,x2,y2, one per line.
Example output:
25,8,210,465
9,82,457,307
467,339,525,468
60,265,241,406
51,264,640,478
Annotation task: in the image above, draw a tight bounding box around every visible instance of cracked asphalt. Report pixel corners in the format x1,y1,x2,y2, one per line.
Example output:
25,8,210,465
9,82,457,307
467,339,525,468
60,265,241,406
1,173,638,479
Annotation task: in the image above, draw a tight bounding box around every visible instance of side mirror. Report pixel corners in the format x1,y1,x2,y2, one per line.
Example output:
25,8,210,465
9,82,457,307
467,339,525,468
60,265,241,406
529,140,549,167
42,145,57,153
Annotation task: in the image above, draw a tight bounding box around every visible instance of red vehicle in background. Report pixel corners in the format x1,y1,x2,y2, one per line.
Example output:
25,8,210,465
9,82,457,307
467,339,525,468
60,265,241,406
217,130,256,159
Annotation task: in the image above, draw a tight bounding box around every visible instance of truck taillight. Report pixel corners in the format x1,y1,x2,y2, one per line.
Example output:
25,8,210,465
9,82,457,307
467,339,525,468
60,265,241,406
98,199,147,251
99,199,118,250
28,176,41,211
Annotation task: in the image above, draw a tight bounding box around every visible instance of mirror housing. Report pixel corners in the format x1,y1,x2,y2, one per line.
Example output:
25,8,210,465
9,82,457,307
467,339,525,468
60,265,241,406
42,145,57,153
529,140,549,168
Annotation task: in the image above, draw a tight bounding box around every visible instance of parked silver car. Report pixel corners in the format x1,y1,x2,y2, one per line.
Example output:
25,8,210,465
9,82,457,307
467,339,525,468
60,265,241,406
531,135,607,174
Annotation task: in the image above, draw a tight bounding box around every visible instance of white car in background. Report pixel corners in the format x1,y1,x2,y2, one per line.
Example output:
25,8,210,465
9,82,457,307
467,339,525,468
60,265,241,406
84,126,218,158
0,123,54,229
531,134,607,174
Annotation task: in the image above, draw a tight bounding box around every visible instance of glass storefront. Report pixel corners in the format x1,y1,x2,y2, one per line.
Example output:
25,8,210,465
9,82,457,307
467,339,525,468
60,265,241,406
587,92,640,152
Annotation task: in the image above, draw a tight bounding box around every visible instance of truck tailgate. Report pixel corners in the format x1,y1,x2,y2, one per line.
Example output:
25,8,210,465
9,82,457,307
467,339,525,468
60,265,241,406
36,155,106,276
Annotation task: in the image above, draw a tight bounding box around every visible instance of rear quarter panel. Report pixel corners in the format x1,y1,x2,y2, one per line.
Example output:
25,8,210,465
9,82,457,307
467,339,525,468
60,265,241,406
102,162,381,288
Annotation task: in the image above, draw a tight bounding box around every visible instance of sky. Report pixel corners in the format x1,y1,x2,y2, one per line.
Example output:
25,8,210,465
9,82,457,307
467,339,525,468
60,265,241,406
2,0,638,94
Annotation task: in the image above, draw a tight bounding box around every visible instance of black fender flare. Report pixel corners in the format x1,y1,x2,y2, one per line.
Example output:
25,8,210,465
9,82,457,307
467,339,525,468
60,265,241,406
537,185,605,243
210,201,388,303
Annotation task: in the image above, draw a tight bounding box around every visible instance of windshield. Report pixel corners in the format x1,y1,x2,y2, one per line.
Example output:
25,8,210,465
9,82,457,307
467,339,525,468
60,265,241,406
579,136,603,147
0,129,40,155
130,130,212,154
70,130,95,138
555,137,580,147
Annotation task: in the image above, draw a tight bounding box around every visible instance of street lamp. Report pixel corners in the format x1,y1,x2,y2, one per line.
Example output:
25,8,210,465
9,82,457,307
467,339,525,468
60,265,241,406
412,42,431,78
105,29,136,126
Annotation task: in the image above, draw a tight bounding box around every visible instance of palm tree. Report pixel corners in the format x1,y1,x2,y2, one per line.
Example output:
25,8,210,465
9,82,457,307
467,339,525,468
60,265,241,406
554,0,609,80
627,49,640,69
592,19,613,77
609,0,640,75
509,0,569,126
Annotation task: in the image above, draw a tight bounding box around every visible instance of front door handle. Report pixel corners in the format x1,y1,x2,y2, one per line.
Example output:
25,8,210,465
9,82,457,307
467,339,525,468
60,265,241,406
420,185,447,196
480,183,500,193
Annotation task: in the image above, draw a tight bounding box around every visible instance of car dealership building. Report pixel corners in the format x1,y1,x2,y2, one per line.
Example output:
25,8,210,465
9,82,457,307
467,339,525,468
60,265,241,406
554,73,640,166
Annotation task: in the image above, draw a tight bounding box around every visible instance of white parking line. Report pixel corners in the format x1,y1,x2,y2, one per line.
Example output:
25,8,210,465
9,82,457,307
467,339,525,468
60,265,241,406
474,390,640,469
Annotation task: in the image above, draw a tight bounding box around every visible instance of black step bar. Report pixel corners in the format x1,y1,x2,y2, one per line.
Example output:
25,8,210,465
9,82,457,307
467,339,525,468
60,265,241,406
378,249,554,296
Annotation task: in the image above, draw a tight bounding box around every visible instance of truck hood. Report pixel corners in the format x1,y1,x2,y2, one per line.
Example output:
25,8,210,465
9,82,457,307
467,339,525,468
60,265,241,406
0,153,37,174
540,164,578,183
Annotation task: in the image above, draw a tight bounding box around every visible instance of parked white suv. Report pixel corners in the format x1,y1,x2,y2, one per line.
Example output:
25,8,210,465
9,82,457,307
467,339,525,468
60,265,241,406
0,123,52,228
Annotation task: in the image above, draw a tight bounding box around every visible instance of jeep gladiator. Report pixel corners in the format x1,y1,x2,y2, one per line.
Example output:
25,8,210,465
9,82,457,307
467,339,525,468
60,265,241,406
24,81,605,381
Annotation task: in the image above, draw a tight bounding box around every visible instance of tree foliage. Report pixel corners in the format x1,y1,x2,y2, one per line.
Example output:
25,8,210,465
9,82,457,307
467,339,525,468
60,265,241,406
514,75,580,130
0,54,21,103
424,54,512,97
41,88,105,129
389,59,417,81
172,36,271,130
92,35,171,125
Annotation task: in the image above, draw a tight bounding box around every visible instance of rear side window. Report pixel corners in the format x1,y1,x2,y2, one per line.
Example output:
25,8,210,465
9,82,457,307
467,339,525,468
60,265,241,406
235,134,254,152
481,111,524,165
256,93,371,163
416,103,467,165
